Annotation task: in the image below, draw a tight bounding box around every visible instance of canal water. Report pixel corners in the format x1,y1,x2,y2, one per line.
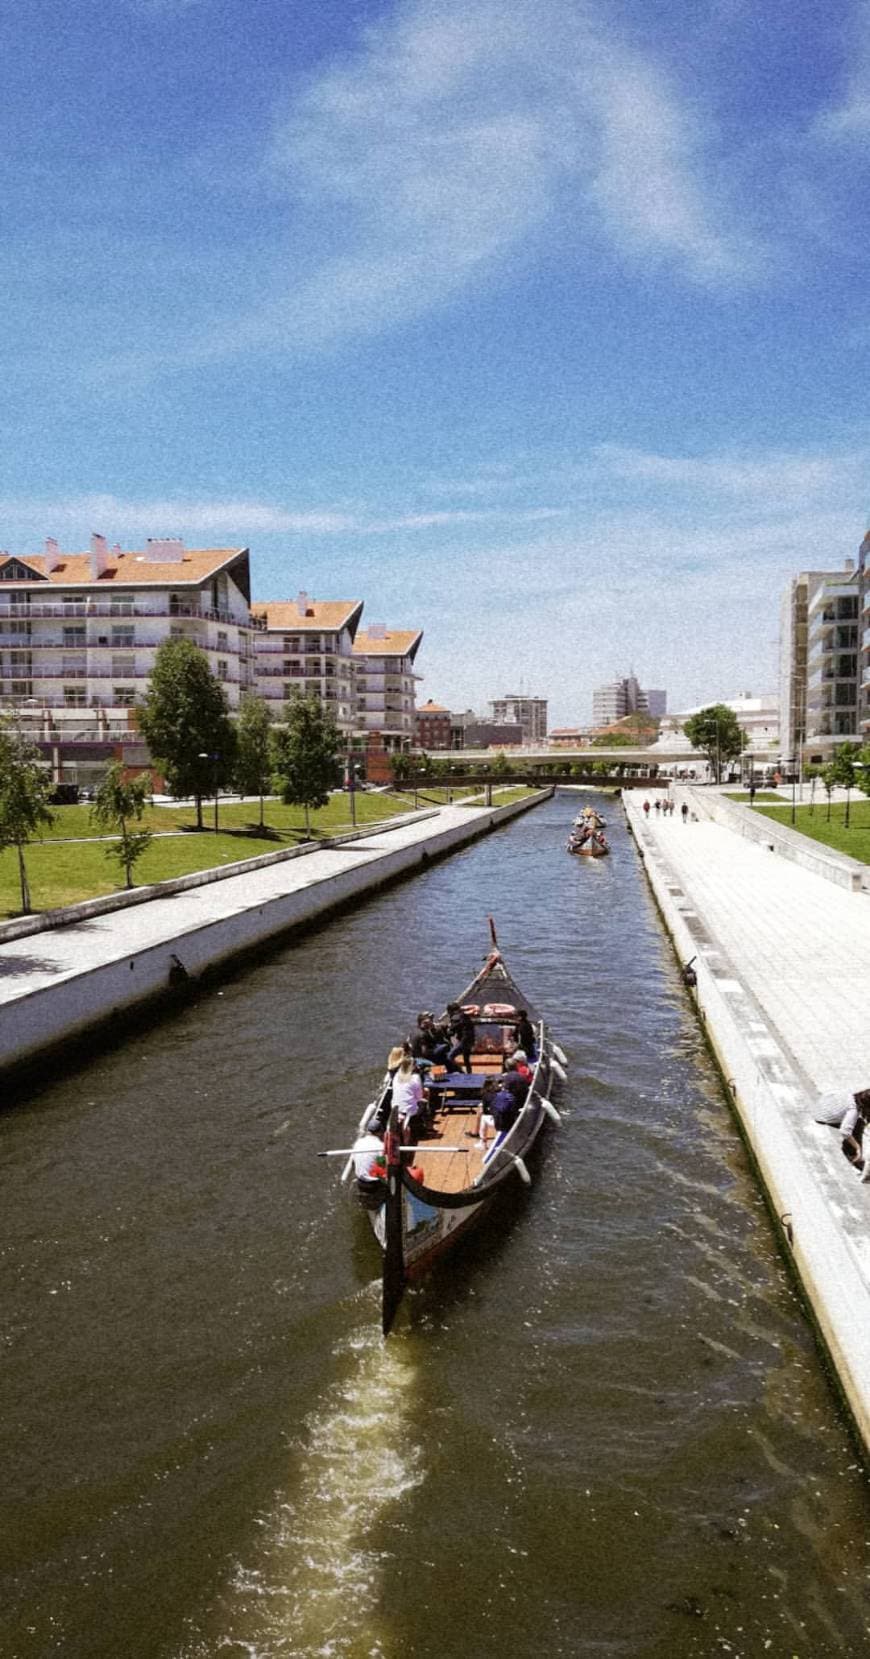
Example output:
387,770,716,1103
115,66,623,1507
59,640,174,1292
1,793,868,1659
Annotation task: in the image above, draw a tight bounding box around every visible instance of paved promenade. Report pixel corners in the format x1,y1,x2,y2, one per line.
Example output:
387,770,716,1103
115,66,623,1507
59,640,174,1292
625,789,870,1453
0,796,543,1075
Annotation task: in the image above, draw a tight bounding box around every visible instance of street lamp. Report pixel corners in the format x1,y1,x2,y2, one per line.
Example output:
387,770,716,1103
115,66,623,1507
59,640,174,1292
790,758,797,826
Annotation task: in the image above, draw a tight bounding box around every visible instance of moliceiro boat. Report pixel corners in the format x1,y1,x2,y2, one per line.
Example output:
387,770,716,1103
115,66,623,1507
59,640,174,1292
331,924,567,1334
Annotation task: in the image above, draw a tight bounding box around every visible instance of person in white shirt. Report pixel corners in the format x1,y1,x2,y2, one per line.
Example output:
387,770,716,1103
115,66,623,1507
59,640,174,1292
391,1055,425,1140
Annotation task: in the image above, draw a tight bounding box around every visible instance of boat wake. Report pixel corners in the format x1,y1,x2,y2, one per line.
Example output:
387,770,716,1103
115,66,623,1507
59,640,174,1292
178,1304,422,1659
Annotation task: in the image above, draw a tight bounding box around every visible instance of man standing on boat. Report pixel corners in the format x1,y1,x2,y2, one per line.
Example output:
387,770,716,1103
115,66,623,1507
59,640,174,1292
446,1003,475,1074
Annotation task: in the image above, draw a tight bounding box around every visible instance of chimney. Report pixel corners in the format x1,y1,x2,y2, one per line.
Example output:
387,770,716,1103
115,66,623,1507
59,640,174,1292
368,622,387,640
145,537,186,564
44,537,62,572
295,589,312,616
90,533,109,579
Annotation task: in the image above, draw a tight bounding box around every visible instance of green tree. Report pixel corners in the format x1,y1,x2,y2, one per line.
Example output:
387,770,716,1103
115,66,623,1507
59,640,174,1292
391,752,413,784
832,741,861,828
91,761,153,889
271,693,341,834
491,750,512,777
803,762,821,814
234,693,272,828
0,721,54,913
821,762,838,821
857,746,870,803
682,704,748,782
138,638,236,829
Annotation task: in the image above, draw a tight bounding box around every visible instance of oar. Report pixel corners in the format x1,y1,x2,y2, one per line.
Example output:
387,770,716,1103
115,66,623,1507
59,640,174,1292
319,1145,471,1158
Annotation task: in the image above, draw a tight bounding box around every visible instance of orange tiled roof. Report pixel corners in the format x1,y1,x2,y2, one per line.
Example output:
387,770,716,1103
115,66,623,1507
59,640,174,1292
252,599,363,633
0,547,246,586
416,700,449,713
353,627,422,659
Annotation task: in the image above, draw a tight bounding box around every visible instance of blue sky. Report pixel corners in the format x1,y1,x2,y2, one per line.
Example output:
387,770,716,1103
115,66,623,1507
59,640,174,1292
3,0,870,722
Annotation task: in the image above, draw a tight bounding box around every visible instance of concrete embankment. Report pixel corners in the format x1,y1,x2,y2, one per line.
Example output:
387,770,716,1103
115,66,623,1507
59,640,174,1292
0,791,550,1080
624,788,870,1456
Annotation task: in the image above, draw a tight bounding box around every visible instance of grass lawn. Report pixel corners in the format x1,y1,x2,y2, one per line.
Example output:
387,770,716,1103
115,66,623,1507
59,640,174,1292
728,791,784,802
752,797,870,863
34,790,413,842
0,790,415,917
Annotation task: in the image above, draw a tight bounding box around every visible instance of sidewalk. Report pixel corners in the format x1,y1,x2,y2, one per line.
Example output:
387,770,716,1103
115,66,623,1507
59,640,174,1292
625,789,870,1454
0,795,545,1076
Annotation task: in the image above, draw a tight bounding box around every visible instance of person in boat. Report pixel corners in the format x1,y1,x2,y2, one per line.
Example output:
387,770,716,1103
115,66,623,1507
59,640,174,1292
593,829,608,851
509,1049,533,1085
512,1010,536,1057
392,1054,427,1141
410,1012,450,1068
352,1131,386,1184
499,1054,530,1107
446,1002,475,1074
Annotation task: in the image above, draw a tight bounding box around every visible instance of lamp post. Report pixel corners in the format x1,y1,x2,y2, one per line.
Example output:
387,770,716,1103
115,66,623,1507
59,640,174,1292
346,746,357,828
790,758,797,826
199,751,220,832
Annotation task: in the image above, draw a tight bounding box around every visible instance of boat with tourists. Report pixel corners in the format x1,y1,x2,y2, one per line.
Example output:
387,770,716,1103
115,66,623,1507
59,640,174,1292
326,923,566,1333
567,827,610,856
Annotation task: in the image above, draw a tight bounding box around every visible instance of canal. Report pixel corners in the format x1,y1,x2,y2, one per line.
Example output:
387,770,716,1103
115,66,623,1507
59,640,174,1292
1,792,868,1658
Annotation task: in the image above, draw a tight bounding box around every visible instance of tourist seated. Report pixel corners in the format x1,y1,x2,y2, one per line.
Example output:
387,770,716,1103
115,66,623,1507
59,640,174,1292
391,1055,427,1142
410,1012,450,1067
352,1131,386,1184
512,1010,536,1057
446,1002,475,1074
500,1055,531,1105
488,1083,521,1138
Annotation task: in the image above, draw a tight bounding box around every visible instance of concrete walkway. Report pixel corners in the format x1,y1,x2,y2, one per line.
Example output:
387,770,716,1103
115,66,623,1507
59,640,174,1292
0,796,544,1075
625,789,870,1454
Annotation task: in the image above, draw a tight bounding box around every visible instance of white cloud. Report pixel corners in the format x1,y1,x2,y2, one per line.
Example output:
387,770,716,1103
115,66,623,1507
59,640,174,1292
814,1,870,139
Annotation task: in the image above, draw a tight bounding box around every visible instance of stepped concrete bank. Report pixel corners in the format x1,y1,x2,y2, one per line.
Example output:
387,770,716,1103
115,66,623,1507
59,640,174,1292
0,791,550,1080
625,788,870,1457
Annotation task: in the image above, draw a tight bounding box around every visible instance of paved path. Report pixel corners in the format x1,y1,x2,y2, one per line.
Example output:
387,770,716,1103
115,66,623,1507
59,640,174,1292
626,790,870,1443
0,805,480,1005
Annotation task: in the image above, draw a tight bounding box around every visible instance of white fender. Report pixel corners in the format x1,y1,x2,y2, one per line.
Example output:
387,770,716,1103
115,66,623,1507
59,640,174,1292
552,1044,568,1067
542,1097,561,1124
551,1058,568,1085
513,1156,532,1186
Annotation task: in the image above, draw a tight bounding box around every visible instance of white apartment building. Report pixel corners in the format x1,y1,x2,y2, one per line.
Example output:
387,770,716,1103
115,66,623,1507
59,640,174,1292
353,625,423,752
251,593,363,739
859,531,870,742
0,536,254,783
804,566,860,762
778,568,837,763
656,693,779,772
490,695,548,742
591,675,664,727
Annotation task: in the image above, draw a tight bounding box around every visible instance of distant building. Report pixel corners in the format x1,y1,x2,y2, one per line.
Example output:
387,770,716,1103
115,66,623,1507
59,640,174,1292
591,674,664,727
462,721,524,749
251,592,362,738
779,568,842,764
860,531,870,742
414,699,452,750
804,564,860,763
549,727,590,747
353,623,423,753
490,695,547,742
657,693,779,772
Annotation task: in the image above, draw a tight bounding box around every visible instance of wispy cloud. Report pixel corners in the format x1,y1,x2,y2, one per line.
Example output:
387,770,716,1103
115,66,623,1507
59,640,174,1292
814,0,870,138
0,493,561,543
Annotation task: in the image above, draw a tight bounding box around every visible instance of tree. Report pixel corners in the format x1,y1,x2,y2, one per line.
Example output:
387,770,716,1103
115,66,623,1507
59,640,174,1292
271,693,342,834
803,762,821,814
391,752,413,784
857,746,870,803
0,720,54,913
832,741,861,828
821,762,838,821
682,705,748,782
138,638,236,829
234,693,272,828
91,761,153,889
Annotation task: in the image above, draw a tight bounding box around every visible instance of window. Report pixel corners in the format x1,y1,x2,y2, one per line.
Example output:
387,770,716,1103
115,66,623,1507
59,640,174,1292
283,635,301,652
113,686,136,704
63,626,86,647
217,631,228,651
112,654,135,677
217,659,228,681
0,559,35,580
64,686,86,707
111,627,134,648
62,657,84,677
109,599,134,617
10,650,32,667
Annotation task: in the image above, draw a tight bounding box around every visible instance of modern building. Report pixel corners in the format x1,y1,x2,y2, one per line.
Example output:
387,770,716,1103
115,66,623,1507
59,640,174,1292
0,536,254,786
489,695,547,743
251,593,362,738
353,624,423,752
778,568,841,765
804,564,860,763
860,531,870,741
414,699,452,751
461,721,524,749
591,674,664,727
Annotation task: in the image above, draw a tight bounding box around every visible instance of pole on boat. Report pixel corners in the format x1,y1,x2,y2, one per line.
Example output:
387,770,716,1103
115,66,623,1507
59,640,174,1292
381,1112,406,1337
488,915,498,948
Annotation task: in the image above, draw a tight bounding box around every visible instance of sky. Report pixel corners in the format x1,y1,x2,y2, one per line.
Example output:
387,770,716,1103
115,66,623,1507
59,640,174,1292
3,0,870,724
